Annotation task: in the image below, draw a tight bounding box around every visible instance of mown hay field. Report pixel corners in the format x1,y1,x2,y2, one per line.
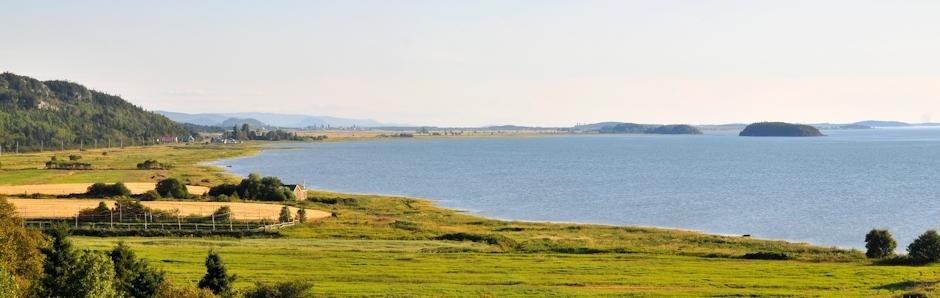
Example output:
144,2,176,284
8,198,331,220
0,183,208,195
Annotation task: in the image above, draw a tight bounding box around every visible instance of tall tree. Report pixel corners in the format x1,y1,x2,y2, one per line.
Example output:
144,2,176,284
0,197,45,296
38,224,80,298
111,242,165,298
198,250,236,297
864,229,896,258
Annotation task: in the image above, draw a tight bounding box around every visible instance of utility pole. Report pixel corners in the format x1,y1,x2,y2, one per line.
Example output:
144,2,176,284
15,141,18,154
80,139,83,151
40,140,43,152
94,139,97,150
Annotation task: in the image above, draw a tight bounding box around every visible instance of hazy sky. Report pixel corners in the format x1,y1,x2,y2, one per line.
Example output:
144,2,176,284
2,1,939,127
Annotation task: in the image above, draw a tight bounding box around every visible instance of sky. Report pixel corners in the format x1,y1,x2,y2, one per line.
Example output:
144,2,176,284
2,1,939,127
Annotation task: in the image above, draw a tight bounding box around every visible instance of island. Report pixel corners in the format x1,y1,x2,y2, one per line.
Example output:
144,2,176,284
599,123,703,135
738,122,825,137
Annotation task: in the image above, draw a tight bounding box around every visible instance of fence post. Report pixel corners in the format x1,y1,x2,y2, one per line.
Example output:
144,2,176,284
178,206,182,230
110,211,113,229
229,213,233,231
144,212,148,230
212,214,216,231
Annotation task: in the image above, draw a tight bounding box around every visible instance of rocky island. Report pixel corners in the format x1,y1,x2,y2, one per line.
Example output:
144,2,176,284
739,122,825,137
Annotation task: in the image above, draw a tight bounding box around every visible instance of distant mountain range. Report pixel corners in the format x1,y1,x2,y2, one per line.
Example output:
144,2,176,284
154,111,407,128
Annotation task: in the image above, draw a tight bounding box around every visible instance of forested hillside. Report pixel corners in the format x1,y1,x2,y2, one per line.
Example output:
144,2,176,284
0,72,193,152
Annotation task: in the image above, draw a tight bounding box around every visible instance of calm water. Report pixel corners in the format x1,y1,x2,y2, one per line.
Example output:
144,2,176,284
210,128,940,249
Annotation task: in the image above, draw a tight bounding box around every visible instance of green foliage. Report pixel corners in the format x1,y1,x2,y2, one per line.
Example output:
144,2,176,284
296,209,306,223
213,206,233,222
739,122,825,137
278,206,292,223
69,154,82,161
242,280,313,298
86,182,131,197
79,201,112,217
198,250,237,297
0,266,16,298
908,230,940,263
0,73,194,153
45,160,92,170
73,250,120,298
153,280,218,298
0,197,45,296
156,178,189,199
39,224,80,298
110,242,165,298
742,252,790,260
865,229,897,258
137,159,167,170
211,173,294,202
435,233,517,250
140,190,162,201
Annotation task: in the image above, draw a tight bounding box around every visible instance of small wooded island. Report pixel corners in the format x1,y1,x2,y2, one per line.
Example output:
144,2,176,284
599,123,703,135
739,122,825,137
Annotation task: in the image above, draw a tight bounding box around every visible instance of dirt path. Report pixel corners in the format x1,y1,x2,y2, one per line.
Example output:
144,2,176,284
0,183,209,195
8,198,332,221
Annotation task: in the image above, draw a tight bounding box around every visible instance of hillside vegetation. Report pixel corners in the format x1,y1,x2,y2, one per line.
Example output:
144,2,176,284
739,122,825,137
0,72,193,153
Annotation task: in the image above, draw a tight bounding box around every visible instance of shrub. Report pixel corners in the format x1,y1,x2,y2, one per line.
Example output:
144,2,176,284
155,178,188,199
86,182,131,197
136,159,166,170
242,280,313,298
278,206,292,223
908,230,940,263
139,190,162,201
435,233,517,250
742,252,790,260
296,209,307,223
865,229,896,258
69,155,82,161
213,206,233,222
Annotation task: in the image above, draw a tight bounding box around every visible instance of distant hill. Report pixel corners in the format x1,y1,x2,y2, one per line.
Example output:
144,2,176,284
154,110,401,128
739,122,825,137
220,118,266,128
0,72,192,152
854,120,911,127
598,123,702,135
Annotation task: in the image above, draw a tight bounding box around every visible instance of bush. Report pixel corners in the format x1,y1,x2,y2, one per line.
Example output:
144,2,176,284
435,233,517,250
865,229,896,258
136,159,166,170
243,280,313,298
139,190,162,201
69,154,82,161
86,182,131,197
908,230,940,263
278,206,292,223
742,252,790,260
213,206,232,222
155,178,188,199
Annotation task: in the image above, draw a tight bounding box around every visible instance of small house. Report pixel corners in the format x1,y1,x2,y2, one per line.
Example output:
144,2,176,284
161,136,178,143
283,184,307,201
185,135,195,143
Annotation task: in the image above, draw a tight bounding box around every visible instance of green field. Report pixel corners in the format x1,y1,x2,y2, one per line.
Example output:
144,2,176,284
5,141,940,297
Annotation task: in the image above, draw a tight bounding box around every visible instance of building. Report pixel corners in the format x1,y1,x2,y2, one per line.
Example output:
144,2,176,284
283,184,307,201
185,135,195,143
161,136,178,143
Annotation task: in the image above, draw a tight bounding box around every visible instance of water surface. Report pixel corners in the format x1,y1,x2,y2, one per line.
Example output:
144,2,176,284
210,128,940,249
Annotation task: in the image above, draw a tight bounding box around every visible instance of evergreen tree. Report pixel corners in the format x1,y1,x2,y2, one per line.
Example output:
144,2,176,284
279,206,292,223
297,209,307,223
39,224,80,298
198,249,236,297
111,242,165,298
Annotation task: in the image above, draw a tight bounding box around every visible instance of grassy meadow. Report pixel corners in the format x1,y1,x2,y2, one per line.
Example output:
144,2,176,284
3,139,940,296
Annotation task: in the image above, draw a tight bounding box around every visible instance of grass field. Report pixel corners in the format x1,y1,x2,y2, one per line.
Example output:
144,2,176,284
5,139,940,297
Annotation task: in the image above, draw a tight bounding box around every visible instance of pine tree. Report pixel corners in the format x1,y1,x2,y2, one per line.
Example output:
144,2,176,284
39,224,80,298
198,249,236,297
111,242,164,298
297,209,307,223
279,206,292,223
